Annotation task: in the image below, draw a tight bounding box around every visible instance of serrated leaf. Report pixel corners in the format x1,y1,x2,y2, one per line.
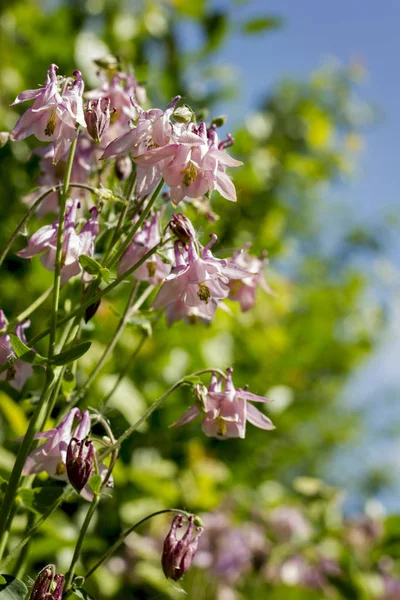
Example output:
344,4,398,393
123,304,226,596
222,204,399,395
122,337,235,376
9,333,47,366
51,341,92,366
18,486,65,515
0,576,27,599
242,16,283,34
79,255,103,277
88,474,102,495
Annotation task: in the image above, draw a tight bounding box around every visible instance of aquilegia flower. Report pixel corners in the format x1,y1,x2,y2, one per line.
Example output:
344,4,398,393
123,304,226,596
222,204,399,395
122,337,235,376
10,64,86,163
22,408,112,500
228,245,272,312
0,311,33,390
172,368,275,439
162,515,204,581
18,201,99,285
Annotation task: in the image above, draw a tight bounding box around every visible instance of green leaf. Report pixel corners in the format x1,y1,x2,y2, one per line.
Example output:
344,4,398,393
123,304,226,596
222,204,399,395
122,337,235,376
79,255,103,277
61,370,76,396
8,333,47,366
70,590,95,600
88,474,102,496
18,486,65,515
0,578,5,586
100,268,110,283
0,575,28,599
242,16,283,34
51,341,92,366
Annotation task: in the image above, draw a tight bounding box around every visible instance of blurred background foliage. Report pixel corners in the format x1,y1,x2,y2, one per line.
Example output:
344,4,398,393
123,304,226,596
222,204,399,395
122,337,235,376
0,1,395,599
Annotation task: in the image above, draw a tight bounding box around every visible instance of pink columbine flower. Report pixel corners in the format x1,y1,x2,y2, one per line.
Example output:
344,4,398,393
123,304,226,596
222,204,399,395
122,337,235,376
228,246,272,312
162,515,204,581
172,368,275,439
18,201,99,285
0,311,33,391
103,96,183,198
118,212,171,284
10,65,86,163
22,408,112,501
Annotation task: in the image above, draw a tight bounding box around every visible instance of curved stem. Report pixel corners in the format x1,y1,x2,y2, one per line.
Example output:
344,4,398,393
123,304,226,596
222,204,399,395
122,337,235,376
64,508,193,596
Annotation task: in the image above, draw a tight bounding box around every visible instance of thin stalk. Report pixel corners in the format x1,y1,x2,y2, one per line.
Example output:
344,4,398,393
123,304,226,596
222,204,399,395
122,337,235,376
64,509,193,595
64,495,100,591
102,170,137,265
0,286,53,336
48,137,78,361
0,183,105,268
108,178,164,269
11,512,35,579
73,281,139,402
0,487,74,570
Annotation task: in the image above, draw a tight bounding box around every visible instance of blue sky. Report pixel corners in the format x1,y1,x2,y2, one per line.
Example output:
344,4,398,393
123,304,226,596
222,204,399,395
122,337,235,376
204,0,400,511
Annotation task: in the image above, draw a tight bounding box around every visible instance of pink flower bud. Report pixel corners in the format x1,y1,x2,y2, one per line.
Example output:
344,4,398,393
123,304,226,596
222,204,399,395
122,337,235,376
85,97,112,143
66,437,94,492
162,515,203,581
169,213,196,245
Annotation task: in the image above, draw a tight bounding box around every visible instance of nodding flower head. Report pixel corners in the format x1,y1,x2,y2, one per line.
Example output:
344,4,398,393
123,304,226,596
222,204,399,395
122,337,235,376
85,97,113,143
162,515,204,581
29,565,64,600
169,213,196,245
66,437,95,492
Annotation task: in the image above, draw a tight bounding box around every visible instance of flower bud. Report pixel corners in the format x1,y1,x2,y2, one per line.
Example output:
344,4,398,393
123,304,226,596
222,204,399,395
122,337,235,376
84,298,101,323
173,105,194,124
115,155,132,181
162,515,203,581
169,213,196,245
85,98,112,143
30,566,64,600
66,437,94,492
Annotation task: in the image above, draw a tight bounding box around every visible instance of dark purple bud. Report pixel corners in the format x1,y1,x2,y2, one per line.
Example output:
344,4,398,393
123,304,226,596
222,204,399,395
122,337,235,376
169,213,196,245
162,515,203,581
30,566,64,600
66,437,94,492
115,155,132,181
84,298,101,323
85,98,113,143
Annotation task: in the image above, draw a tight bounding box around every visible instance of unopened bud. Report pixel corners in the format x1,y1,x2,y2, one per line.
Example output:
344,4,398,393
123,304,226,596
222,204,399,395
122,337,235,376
169,213,196,245
211,115,227,128
115,155,132,181
66,437,94,493
93,55,119,70
85,98,112,143
173,105,194,124
0,132,9,148
30,566,64,600
162,515,203,581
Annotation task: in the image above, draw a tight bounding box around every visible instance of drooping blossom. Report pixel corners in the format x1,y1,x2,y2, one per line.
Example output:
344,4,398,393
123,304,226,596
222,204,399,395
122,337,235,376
228,245,272,312
162,514,204,581
22,408,112,501
85,97,112,143
18,201,99,285
10,64,86,163
118,212,171,284
66,437,95,492
29,565,64,600
169,212,197,245
0,311,33,390
172,368,275,439
153,234,247,325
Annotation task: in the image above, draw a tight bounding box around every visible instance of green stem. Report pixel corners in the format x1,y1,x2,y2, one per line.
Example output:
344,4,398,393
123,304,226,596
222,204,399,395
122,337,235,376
103,170,137,266
64,495,100,591
0,487,74,571
108,178,164,269
0,286,53,337
64,509,192,596
73,281,139,403
48,137,78,361
11,512,35,579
